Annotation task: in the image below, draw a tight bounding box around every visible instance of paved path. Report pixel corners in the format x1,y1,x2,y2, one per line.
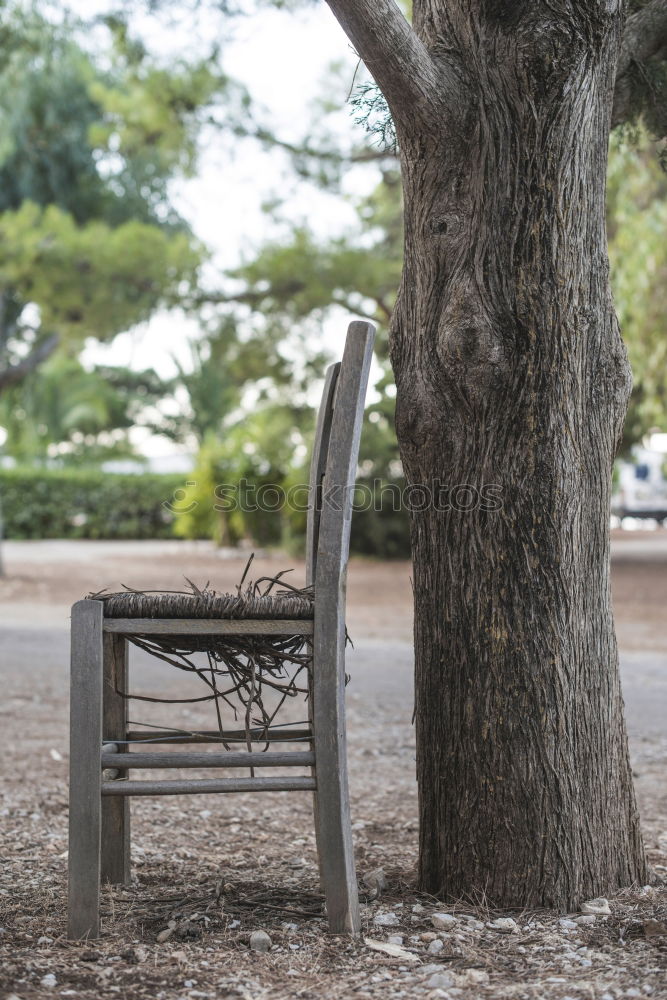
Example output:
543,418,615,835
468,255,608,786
2,627,664,747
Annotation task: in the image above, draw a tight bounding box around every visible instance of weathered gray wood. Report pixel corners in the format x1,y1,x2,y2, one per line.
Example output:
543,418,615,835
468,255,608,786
101,634,130,886
68,599,104,939
101,776,316,796
124,727,313,744
312,320,375,934
306,363,340,587
103,618,313,635
102,751,315,769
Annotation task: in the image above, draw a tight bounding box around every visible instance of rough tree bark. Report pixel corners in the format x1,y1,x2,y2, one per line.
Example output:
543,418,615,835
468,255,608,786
324,0,655,908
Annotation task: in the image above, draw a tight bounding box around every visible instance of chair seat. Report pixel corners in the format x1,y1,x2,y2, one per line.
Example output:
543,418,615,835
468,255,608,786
97,589,314,621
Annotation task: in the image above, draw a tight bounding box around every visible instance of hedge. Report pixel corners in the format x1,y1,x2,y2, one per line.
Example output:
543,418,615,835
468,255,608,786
0,467,185,540
0,467,412,555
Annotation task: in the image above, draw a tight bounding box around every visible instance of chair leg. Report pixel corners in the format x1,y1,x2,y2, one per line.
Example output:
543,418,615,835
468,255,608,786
312,634,360,933
68,600,104,939
101,634,130,885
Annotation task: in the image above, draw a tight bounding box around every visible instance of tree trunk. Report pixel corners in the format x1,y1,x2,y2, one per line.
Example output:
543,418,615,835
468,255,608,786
388,4,648,908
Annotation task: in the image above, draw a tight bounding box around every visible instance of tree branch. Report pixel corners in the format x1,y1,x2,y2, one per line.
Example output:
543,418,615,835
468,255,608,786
0,333,60,393
613,0,667,127
323,0,442,129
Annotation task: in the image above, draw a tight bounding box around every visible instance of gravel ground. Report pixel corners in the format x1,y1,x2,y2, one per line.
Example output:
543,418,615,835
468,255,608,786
0,539,666,1000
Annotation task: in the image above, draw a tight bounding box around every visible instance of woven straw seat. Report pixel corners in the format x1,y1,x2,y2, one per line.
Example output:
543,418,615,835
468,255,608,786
98,589,314,621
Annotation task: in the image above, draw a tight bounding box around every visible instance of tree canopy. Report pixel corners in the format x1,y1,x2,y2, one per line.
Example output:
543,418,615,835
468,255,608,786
0,3,217,394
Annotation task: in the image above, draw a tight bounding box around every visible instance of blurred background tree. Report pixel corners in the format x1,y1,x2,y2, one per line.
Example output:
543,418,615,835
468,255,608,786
0,4,213,403
1,0,666,557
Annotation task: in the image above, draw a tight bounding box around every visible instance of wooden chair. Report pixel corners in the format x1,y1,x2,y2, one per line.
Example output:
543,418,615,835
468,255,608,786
68,320,375,939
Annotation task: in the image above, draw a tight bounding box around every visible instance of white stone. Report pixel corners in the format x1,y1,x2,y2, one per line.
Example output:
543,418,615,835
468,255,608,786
431,912,457,930
388,935,404,945
374,911,400,927
559,919,578,930
427,972,456,989
580,897,611,915
40,974,57,988
249,930,272,953
486,917,518,933
461,919,484,931
427,938,444,954
412,903,425,913
455,969,490,986
575,915,596,925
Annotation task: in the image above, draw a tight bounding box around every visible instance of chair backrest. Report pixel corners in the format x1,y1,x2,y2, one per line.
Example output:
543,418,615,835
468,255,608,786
305,321,375,588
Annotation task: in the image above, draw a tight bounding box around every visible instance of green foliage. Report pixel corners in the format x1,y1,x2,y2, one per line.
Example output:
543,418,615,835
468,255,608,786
226,167,407,556
607,131,667,450
173,404,310,547
351,82,396,153
0,467,183,539
0,355,171,463
158,316,294,446
0,3,215,393
0,201,200,343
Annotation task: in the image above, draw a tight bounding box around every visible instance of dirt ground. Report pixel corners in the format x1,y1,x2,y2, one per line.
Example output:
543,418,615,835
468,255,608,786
0,536,666,1000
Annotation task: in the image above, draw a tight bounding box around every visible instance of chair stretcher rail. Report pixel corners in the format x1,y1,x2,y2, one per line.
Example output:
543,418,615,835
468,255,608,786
101,750,315,769
101,776,317,796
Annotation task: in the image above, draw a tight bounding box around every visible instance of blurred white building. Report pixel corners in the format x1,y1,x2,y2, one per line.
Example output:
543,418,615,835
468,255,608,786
614,433,667,525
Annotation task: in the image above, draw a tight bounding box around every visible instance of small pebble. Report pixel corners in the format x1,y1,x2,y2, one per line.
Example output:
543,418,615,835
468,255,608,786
249,930,272,953
575,915,596,925
486,917,517,933
559,918,578,930
40,974,57,988
426,971,455,989
388,935,404,945
428,938,444,954
374,911,400,927
580,897,611,915
456,969,489,986
431,912,457,930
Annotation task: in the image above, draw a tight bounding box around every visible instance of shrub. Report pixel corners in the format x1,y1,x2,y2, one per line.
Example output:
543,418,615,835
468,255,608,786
0,467,185,540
